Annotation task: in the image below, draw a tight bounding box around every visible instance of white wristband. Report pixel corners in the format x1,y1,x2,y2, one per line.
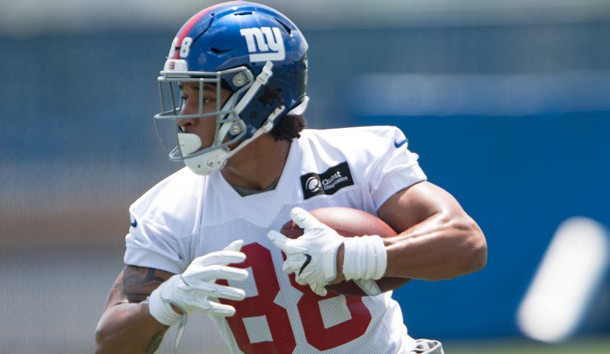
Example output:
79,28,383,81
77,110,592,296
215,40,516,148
342,235,387,281
149,281,184,326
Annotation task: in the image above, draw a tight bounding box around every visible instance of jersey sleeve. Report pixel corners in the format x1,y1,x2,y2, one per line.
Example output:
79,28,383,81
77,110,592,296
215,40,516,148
365,126,427,210
123,169,200,274
124,213,188,275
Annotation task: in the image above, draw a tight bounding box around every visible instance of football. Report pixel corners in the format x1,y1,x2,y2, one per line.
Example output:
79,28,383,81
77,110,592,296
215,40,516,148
280,206,411,296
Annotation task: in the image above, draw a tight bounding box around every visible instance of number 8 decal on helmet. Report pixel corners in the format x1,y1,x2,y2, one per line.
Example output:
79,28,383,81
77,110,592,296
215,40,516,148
179,37,192,58
154,1,309,175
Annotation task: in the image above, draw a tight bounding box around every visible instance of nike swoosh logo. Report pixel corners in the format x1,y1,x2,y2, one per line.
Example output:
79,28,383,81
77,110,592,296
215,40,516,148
298,254,312,276
394,138,408,148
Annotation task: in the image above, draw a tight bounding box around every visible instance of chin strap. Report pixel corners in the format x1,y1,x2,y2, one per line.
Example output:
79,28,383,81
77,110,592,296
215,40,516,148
179,104,285,175
224,104,285,160
210,60,280,160
233,61,274,116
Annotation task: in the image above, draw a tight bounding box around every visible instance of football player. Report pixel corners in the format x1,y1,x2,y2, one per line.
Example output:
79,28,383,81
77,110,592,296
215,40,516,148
95,2,487,353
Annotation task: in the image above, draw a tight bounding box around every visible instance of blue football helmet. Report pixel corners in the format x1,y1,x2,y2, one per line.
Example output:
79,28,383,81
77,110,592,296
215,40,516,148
154,1,309,175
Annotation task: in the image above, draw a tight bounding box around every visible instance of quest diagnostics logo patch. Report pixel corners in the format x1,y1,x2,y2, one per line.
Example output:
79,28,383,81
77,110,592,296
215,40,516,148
300,162,354,200
240,27,285,62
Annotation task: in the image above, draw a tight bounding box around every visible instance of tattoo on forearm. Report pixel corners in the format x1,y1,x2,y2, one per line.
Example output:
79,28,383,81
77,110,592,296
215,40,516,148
145,329,168,354
122,266,171,303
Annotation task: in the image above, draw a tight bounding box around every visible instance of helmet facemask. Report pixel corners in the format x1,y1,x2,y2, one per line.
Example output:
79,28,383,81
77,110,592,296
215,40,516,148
154,62,280,175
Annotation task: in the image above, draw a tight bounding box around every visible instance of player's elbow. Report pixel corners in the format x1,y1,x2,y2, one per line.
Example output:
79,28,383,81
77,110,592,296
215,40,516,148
456,218,487,275
94,318,121,354
95,322,112,354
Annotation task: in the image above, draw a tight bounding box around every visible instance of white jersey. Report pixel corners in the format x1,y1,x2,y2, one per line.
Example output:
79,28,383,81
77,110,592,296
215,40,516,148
125,126,427,354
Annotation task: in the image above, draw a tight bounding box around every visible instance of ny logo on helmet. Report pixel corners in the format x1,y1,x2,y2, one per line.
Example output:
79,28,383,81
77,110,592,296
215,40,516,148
240,27,285,62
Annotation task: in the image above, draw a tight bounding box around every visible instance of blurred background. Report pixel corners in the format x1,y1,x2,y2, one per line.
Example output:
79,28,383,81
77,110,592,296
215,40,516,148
1,0,609,353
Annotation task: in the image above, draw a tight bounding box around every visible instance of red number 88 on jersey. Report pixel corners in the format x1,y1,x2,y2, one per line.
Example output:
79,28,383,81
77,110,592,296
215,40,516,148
218,243,371,353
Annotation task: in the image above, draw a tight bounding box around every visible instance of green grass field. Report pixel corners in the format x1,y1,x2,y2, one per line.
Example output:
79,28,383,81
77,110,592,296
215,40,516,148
448,337,610,354
160,337,610,354
161,337,610,354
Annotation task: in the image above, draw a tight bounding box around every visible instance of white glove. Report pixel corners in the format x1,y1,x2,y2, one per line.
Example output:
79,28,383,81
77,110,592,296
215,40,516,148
267,207,344,296
149,240,249,326
268,207,390,297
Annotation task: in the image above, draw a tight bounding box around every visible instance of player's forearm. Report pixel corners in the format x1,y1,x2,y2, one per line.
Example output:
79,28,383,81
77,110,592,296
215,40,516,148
384,212,487,280
95,302,168,354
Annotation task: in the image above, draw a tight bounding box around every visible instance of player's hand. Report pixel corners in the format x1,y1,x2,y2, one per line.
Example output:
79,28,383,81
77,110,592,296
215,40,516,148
148,240,249,326
267,207,344,296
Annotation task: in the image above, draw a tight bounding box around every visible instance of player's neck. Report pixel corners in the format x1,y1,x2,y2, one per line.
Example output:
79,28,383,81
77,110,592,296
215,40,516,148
221,134,291,191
